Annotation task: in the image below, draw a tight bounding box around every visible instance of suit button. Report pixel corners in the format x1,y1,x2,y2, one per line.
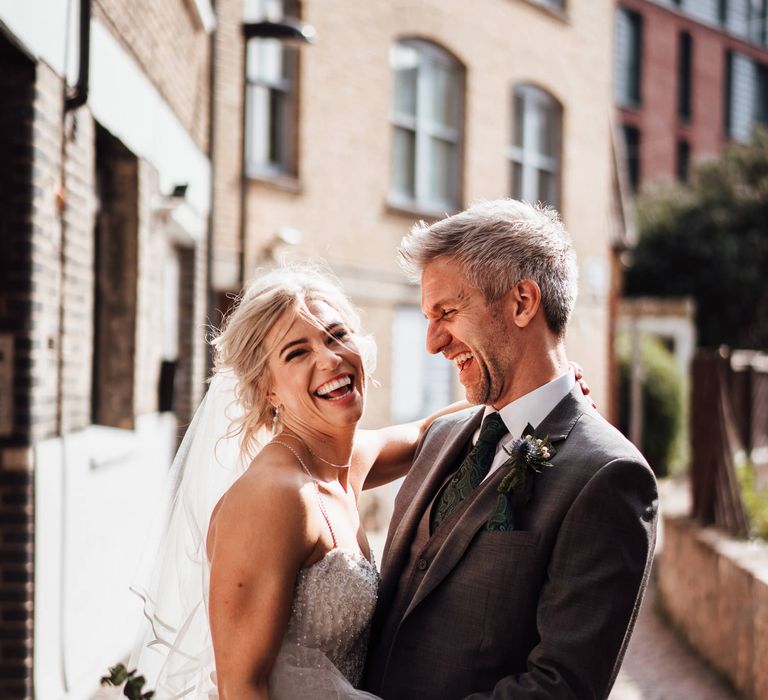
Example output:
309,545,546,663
416,558,428,571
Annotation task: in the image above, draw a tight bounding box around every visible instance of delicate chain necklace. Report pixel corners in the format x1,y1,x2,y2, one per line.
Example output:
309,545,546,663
279,433,352,469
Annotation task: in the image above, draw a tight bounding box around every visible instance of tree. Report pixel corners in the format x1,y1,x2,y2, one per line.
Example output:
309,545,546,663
624,128,768,349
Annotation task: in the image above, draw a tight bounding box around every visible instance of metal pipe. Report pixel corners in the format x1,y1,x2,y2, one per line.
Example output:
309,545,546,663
65,0,91,111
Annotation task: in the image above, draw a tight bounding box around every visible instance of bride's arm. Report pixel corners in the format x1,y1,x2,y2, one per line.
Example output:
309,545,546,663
355,362,592,490
355,400,470,490
207,468,313,700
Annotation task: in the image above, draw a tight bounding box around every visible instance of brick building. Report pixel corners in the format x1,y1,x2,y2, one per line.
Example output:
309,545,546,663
0,0,212,696
614,0,768,190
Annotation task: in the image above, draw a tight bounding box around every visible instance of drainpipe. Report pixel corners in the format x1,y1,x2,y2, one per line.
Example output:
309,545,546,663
65,0,91,112
206,0,217,378
55,0,90,691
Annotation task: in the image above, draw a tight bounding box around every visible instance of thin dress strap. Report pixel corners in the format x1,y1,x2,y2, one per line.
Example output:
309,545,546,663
270,440,338,548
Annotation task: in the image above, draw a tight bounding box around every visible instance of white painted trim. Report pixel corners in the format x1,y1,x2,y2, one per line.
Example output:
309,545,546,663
89,19,211,217
0,0,79,83
189,0,217,33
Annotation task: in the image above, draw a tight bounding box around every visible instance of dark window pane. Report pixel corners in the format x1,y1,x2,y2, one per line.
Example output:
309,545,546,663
676,139,690,181
622,125,641,191
678,32,693,123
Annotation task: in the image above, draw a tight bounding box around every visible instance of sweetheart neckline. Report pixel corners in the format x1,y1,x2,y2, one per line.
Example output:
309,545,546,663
301,547,376,573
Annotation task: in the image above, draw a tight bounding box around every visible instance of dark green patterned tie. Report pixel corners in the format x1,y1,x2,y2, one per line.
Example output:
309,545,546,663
432,412,508,530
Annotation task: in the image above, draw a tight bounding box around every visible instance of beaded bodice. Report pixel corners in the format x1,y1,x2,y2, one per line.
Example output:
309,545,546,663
268,439,380,688
285,548,379,686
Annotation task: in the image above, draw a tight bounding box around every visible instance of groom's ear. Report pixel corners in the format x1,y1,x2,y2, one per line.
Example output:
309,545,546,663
504,279,541,328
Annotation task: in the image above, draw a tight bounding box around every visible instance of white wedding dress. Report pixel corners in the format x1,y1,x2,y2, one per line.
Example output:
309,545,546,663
269,442,381,699
269,547,380,698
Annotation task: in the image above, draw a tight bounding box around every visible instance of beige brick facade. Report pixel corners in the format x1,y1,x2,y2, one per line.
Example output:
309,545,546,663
215,0,617,424
211,0,245,291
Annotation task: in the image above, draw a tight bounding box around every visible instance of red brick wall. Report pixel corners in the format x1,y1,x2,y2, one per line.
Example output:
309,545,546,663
617,0,768,186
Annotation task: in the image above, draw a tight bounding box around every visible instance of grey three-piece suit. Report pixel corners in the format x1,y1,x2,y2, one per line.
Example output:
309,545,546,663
363,387,658,700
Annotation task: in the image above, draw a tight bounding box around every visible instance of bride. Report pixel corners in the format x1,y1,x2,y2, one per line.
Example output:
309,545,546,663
127,264,460,699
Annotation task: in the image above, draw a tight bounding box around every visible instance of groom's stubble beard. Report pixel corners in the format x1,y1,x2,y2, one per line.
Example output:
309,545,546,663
463,308,517,407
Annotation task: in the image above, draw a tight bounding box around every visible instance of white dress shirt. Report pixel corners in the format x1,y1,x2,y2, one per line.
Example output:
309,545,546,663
476,369,576,481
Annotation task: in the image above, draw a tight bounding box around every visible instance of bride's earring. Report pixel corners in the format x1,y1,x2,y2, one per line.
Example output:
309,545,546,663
272,405,281,430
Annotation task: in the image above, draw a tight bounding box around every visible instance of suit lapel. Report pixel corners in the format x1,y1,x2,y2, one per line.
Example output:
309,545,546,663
380,408,483,597
403,464,507,617
402,385,590,618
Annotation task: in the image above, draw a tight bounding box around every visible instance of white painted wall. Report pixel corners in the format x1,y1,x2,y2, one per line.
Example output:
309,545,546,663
35,415,177,699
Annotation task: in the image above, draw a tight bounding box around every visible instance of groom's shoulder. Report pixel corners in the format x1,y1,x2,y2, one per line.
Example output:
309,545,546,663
569,404,649,469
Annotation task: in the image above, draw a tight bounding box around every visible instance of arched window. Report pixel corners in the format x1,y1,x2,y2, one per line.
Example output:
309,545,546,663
508,84,562,208
389,39,464,212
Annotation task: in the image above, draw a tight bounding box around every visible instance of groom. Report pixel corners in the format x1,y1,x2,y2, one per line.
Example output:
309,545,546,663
363,199,658,699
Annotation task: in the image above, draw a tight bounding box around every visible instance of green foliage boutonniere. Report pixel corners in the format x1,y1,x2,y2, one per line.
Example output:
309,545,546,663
486,423,555,531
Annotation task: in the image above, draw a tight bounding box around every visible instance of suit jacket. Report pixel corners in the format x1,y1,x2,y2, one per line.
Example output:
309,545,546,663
363,387,658,700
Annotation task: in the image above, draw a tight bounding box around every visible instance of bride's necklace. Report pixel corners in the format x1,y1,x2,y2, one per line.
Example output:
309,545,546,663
280,433,352,469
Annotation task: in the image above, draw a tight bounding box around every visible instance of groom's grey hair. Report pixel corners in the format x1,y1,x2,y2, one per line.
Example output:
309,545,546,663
398,199,578,337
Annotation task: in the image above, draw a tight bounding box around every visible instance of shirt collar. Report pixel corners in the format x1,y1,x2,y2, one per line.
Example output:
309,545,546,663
481,368,576,442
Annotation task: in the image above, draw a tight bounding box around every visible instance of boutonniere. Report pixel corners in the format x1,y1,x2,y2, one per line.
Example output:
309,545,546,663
498,423,555,495
486,423,555,531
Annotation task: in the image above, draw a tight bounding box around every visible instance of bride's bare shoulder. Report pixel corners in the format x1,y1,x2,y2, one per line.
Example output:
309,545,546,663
207,443,315,555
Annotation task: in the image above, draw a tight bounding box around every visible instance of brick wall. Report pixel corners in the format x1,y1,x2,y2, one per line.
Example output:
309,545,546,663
175,246,196,430
0,31,36,700
59,110,97,435
658,513,768,700
211,0,245,292
617,0,768,186
93,0,211,154
29,62,65,444
0,33,35,450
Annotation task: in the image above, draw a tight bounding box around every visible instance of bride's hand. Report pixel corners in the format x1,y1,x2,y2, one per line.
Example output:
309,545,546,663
570,361,597,409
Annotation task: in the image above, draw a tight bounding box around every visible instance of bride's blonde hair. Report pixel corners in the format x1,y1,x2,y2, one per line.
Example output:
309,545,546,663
210,263,376,457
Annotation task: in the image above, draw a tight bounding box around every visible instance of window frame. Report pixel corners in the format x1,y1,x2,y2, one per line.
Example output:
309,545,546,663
243,0,300,180
507,83,563,209
388,38,465,215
